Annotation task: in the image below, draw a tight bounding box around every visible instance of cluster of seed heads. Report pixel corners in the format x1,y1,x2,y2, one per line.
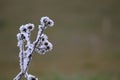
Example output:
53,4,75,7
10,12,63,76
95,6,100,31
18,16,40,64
14,16,54,80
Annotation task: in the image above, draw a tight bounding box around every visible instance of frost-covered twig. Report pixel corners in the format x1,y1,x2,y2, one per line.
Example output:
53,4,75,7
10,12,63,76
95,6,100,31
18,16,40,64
13,16,54,80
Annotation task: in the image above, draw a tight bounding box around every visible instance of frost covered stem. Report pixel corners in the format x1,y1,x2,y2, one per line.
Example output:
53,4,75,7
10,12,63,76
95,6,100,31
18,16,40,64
24,25,46,76
33,26,44,51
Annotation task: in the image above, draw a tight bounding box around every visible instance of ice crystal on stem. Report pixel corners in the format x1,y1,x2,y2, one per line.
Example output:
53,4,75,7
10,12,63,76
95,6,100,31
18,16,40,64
13,16,54,80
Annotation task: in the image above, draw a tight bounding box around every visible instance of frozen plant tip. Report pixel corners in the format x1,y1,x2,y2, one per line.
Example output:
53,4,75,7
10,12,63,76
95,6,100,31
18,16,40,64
13,16,54,80
40,16,54,28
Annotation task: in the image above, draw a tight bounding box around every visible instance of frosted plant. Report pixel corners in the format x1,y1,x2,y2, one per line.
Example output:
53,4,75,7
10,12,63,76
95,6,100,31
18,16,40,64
13,16,54,80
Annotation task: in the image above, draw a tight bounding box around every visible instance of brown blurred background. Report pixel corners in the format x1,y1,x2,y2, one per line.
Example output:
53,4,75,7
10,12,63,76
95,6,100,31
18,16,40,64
0,0,120,80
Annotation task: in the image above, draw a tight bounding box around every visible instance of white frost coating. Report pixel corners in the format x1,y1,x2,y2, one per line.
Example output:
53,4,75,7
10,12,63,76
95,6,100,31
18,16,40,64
48,19,54,27
25,23,35,32
40,16,54,27
17,33,26,46
19,23,34,33
46,41,53,51
40,16,49,26
19,25,26,33
34,33,53,54
41,34,48,40
23,57,30,72
27,74,38,80
14,16,54,80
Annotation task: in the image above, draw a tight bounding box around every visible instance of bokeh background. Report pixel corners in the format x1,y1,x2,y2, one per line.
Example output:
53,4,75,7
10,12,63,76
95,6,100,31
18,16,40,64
0,0,120,80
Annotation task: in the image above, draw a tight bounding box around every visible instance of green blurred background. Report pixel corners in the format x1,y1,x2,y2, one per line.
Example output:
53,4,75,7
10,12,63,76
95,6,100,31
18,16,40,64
0,0,120,80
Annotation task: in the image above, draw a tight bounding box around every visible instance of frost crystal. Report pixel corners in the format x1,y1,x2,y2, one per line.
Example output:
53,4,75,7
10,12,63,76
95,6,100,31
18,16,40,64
14,16,54,80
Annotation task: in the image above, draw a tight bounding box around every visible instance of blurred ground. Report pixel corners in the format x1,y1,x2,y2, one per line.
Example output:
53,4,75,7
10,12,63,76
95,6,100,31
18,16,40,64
0,0,120,80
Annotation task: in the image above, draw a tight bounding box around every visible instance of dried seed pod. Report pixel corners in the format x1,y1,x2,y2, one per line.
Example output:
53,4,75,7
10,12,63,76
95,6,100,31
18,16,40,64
40,16,54,27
